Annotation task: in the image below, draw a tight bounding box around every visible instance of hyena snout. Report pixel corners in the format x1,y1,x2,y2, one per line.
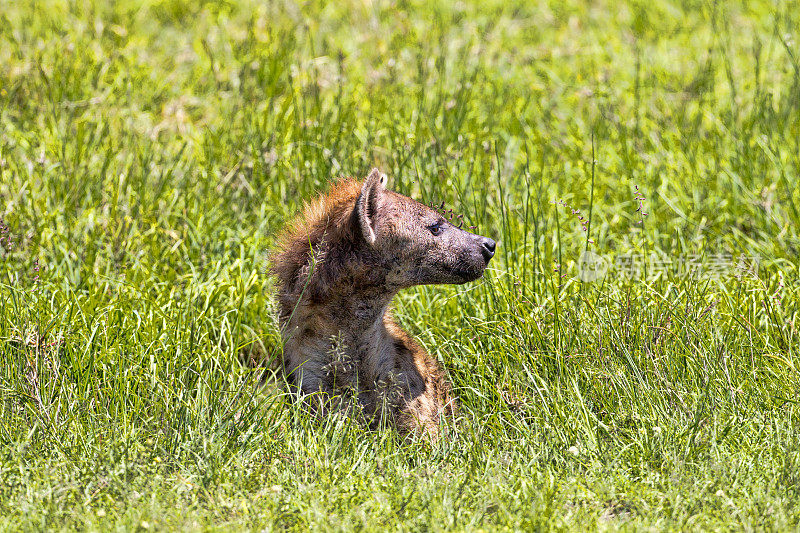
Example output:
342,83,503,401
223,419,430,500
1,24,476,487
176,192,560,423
479,236,496,262
448,232,496,284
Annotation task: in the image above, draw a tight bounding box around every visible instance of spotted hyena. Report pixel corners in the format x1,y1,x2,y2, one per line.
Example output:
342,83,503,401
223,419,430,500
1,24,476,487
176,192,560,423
271,168,496,439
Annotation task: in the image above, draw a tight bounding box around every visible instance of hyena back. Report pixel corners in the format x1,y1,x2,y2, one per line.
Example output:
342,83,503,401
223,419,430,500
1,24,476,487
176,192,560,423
271,169,495,439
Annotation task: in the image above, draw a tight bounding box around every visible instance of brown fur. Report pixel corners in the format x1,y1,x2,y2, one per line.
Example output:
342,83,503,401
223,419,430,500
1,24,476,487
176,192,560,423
271,169,495,439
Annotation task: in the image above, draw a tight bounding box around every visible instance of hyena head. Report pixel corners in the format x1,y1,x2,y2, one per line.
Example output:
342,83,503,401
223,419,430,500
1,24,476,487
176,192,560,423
355,168,496,288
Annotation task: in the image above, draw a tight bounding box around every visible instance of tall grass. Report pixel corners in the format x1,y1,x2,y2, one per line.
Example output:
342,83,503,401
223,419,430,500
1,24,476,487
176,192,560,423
0,0,798,529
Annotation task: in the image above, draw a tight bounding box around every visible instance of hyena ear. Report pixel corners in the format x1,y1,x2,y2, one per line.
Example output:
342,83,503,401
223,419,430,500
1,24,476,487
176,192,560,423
355,168,387,245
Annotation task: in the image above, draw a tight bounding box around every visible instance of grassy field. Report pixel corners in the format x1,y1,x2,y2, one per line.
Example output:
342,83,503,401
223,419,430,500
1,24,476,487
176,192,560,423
1,0,799,530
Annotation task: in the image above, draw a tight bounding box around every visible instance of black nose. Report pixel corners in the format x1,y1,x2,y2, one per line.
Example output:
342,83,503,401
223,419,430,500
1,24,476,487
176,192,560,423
480,237,496,261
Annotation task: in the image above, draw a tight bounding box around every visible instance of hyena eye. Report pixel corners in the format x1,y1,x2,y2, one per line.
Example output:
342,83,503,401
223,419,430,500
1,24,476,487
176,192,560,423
428,221,444,236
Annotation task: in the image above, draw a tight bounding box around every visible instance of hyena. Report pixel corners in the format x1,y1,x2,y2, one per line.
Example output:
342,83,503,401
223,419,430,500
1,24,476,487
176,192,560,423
271,169,495,439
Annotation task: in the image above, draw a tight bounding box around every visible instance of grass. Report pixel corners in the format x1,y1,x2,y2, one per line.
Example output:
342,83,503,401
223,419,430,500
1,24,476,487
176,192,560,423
1,0,799,530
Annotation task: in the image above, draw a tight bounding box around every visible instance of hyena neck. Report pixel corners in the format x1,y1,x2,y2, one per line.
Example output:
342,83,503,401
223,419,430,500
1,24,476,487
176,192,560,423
303,239,398,328
325,280,397,340
282,246,397,328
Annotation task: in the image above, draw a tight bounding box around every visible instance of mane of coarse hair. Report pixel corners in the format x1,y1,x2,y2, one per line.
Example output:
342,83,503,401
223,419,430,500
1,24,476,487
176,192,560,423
270,177,363,300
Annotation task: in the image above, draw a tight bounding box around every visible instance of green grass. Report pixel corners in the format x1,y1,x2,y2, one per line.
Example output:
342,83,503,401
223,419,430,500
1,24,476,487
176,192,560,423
1,0,799,530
